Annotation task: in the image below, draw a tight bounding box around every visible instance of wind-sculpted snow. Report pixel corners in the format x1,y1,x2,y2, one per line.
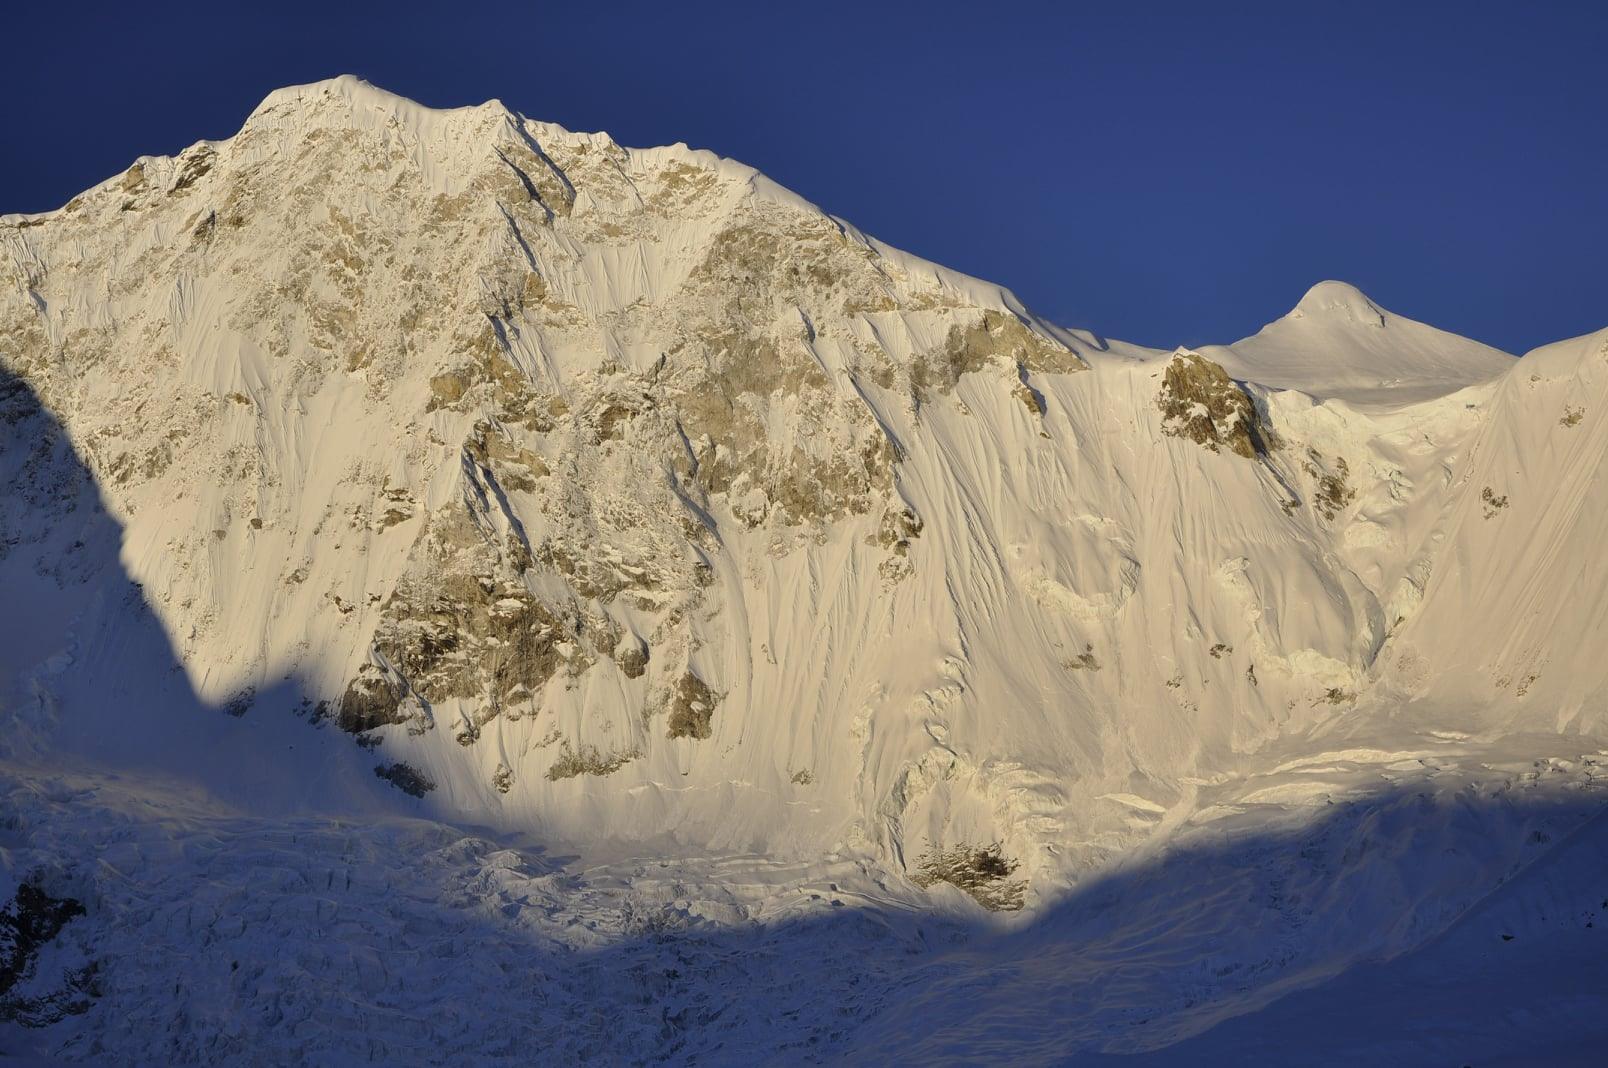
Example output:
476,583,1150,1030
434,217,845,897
2,76,1606,1063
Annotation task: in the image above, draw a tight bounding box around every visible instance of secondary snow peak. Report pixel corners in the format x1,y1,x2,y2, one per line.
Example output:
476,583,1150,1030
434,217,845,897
1201,280,1514,405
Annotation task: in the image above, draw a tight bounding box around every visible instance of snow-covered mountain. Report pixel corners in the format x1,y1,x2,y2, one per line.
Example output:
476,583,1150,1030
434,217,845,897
2,77,1605,1064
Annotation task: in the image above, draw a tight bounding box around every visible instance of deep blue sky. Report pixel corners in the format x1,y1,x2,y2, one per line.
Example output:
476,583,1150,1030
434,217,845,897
3,1,1603,354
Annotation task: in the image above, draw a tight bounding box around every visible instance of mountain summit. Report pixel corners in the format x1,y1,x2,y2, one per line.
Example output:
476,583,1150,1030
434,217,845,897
2,78,1605,1063
1289,279,1388,324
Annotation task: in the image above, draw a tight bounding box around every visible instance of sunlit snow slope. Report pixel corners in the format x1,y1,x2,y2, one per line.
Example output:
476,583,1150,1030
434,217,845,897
2,77,1605,1064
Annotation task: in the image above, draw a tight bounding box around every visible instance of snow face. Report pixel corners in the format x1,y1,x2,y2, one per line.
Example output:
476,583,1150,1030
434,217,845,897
1,77,1605,1062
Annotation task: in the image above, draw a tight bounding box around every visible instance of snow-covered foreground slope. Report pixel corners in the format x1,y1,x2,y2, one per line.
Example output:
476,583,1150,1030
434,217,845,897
2,739,1603,1064
2,77,1605,1062
1097,789,1608,1066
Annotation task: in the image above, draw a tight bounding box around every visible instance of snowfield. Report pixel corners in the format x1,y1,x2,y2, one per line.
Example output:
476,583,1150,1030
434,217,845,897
3,743,1604,1065
2,77,1606,1063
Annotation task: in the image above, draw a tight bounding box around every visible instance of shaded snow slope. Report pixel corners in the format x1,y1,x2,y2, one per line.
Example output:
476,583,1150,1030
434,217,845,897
0,736,1601,1064
2,76,1606,1064
1094,791,1608,1067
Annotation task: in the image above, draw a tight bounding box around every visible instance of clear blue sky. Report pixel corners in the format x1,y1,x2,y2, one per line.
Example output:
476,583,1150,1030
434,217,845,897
3,0,1603,354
